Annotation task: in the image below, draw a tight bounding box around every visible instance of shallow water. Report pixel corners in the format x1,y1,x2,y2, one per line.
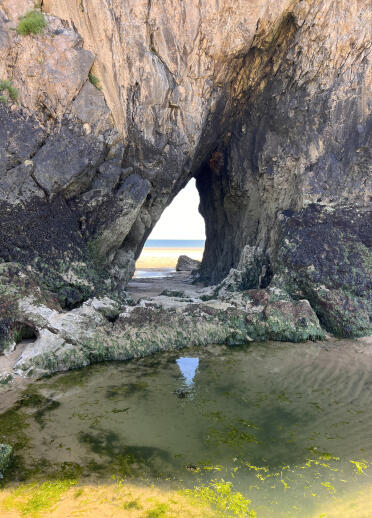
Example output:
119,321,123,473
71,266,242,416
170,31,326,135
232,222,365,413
1,339,372,516
133,268,175,278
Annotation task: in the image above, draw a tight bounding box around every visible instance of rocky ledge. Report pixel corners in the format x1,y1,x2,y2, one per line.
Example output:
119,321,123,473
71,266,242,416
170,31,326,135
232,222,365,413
0,268,324,381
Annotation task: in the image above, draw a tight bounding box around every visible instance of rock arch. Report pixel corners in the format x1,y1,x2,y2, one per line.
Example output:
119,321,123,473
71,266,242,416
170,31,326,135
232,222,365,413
0,0,370,339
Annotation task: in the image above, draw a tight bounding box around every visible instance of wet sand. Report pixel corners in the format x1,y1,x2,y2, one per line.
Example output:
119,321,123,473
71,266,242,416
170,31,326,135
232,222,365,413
135,247,203,269
128,272,204,301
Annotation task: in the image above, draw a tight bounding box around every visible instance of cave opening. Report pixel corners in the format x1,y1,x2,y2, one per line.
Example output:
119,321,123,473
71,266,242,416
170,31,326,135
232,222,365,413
133,178,206,280
13,322,38,344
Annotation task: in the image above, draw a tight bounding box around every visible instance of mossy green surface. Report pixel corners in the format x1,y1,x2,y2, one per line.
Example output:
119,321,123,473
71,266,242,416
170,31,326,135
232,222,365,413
2,479,76,517
0,444,13,478
184,479,256,517
0,80,18,103
88,73,102,90
14,293,325,377
16,10,46,36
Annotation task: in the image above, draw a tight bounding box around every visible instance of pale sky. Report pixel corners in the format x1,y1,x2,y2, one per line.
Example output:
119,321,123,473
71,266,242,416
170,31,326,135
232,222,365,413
149,179,206,240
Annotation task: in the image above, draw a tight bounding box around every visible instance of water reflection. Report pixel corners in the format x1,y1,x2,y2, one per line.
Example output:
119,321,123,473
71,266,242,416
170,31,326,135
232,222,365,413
176,357,199,387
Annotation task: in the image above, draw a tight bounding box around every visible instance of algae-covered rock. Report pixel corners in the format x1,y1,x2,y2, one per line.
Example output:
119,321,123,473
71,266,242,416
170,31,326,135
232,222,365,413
214,246,270,294
11,285,324,377
276,206,372,338
0,262,58,352
0,373,13,385
245,298,325,342
0,443,13,478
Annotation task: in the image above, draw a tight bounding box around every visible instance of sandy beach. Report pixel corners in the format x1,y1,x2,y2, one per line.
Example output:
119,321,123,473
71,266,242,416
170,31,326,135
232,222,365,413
135,247,204,269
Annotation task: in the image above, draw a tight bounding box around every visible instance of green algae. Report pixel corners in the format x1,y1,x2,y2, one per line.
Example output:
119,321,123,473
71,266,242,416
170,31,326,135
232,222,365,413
2,479,76,517
123,498,142,510
207,426,262,449
105,381,149,400
184,479,256,517
349,460,368,475
320,481,336,495
44,366,94,390
146,502,169,517
0,444,13,478
0,374,13,385
0,407,29,452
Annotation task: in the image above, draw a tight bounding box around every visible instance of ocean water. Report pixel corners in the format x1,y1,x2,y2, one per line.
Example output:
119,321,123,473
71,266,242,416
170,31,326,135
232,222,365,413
133,268,175,279
145,239,205,248
134,240,204,278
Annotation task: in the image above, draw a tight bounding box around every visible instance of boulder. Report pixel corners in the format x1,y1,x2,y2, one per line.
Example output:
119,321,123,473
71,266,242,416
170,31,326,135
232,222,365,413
176,255,201,272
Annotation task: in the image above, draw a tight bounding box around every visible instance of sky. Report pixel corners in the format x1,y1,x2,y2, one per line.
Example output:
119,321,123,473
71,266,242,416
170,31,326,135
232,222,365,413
148,179,206,240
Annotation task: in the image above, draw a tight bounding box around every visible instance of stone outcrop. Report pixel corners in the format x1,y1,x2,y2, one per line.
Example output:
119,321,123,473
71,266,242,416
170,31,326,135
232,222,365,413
176,255,201,272
0,0,371,356
6,286,323,379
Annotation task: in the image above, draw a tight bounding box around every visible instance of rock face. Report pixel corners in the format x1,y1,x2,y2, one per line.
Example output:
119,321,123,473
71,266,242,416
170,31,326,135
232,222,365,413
176,255,201,272
0,0,371,348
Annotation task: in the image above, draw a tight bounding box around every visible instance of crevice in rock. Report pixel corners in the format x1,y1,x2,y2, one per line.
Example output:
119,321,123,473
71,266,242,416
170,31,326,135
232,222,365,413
13,322,38,344
104,313,119,324
57,286,90,311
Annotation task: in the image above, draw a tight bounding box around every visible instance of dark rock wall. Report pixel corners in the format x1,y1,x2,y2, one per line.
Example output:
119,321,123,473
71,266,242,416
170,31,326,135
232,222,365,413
194,1,371,335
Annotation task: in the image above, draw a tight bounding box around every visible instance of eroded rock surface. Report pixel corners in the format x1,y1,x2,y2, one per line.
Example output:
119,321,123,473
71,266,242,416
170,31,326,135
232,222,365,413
0,0,371,353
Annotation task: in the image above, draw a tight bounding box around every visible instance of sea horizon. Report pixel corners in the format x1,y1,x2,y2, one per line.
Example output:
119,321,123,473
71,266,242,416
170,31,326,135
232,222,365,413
144,239,205,248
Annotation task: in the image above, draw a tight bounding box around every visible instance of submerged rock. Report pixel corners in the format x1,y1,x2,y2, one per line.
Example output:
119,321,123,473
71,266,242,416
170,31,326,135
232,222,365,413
0,444,12,478
176,256,201,272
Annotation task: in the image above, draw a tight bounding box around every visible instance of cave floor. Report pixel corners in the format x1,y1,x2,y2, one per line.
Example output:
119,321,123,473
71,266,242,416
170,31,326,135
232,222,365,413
127,272,206,301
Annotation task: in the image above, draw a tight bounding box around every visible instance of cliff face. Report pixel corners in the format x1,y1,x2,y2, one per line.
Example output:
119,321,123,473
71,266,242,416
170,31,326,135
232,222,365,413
0,0,371,342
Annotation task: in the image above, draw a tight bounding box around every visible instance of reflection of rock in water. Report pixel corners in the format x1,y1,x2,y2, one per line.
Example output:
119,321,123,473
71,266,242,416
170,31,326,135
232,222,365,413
176,357,199,387
78,429,176,478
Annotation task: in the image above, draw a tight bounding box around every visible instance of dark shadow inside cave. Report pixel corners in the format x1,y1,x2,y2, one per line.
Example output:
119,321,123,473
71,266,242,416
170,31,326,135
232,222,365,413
14,322,38,344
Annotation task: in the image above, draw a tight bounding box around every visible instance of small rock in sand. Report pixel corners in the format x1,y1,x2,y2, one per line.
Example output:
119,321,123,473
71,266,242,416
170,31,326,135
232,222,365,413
176,255,201,272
